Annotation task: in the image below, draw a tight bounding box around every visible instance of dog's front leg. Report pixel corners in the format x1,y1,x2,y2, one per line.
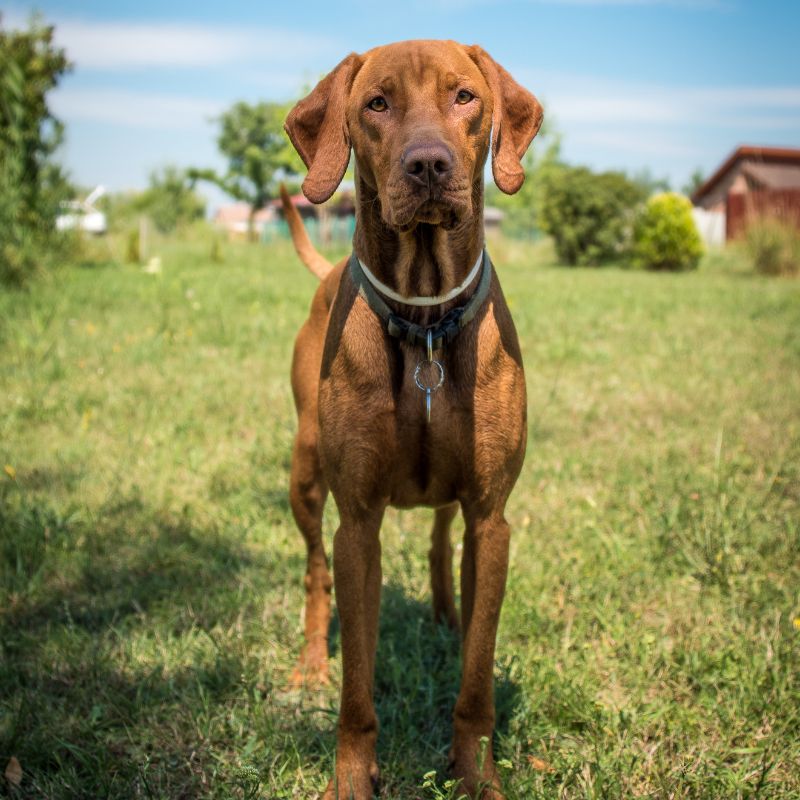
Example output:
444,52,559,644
451,511,511,800
324,506,384,800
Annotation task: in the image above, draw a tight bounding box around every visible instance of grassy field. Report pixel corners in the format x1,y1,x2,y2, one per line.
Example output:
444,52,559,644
1,234,799,799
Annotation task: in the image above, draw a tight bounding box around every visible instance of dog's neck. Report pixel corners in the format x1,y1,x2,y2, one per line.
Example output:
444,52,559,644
352,175,485,311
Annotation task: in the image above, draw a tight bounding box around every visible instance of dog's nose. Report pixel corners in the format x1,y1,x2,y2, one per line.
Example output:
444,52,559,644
402,142,453,187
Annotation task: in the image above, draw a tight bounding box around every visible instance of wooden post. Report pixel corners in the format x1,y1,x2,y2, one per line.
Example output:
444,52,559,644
139,216,148,262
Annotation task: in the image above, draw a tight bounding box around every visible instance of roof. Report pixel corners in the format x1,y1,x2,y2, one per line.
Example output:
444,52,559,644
267,193,314,209
213,203,274,223
692,145,800,203
741,162,800,190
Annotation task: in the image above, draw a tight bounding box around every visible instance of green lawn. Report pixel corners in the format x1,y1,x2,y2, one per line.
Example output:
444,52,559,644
1,235,799,799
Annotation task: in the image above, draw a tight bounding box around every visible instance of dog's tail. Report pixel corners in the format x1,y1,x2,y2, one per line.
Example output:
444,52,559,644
279,184,333,281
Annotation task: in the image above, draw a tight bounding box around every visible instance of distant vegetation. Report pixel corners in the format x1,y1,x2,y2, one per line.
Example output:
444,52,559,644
97,167,206,236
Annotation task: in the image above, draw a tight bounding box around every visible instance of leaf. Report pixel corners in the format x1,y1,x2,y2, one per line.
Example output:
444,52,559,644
4,464,16,480
5,756,22,787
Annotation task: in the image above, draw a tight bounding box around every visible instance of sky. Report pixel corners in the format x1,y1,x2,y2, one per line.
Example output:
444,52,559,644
4,0,800,209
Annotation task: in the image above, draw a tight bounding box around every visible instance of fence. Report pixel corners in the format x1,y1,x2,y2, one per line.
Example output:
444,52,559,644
260,215,356,245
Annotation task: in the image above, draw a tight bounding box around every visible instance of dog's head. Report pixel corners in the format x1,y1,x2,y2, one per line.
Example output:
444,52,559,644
285,40,543,231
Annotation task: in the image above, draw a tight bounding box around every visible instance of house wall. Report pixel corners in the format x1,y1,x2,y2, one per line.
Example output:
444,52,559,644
696,161,745,211
695,157,794,212
692,208,726,247
727,189,800,239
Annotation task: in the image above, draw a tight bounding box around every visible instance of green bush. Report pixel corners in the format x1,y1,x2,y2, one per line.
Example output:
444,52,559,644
632,192,703,271
745,219,800,277
539,164,646,266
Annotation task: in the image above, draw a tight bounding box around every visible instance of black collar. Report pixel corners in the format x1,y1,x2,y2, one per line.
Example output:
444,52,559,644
348,249,493,351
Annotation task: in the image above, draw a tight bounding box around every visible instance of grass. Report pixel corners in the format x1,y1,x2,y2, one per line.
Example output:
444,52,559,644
1,232,799,799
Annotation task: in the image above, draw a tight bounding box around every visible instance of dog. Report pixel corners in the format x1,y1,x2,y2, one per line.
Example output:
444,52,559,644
281,39,542,800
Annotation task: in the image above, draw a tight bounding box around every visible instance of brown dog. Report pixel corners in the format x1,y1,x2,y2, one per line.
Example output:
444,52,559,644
282,40,542,799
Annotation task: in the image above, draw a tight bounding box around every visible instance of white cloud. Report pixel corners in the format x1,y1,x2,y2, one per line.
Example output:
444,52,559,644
567,129,704,158
2,11,340,70
50,88,225,130
522,69,800,131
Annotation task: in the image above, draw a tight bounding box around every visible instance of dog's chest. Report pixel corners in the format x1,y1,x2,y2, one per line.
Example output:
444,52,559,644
387,363,474,507
318,307,526,510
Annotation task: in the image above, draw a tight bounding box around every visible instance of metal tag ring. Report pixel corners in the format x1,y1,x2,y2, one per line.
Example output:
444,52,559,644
414,359,445,393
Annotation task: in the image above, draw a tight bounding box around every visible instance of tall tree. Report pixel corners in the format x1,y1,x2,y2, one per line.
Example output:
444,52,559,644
0,14,71,285
190,101,303,239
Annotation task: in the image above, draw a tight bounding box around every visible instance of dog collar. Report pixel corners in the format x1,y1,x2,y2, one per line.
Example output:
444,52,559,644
348,248,493,351
356,250,484,307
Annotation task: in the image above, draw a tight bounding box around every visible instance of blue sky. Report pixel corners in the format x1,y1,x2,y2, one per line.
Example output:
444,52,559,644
5,0,800,207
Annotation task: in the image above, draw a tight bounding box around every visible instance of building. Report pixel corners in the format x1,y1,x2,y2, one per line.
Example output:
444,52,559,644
272,188,356,245
692,146,800,240
483,205,504,234
213,187,356,243
213,203,277,239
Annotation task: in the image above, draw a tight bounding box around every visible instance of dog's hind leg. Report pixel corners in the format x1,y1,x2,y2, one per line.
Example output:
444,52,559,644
429,502,460,630
288,315,332,688
288,416,331,687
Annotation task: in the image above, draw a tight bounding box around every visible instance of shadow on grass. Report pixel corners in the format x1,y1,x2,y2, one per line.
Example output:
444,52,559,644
287,582,521,794
0,492,266,797
1,491,521,797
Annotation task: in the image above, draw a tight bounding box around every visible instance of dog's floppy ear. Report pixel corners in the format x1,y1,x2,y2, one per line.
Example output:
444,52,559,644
284,53,361,204
467,46,544,195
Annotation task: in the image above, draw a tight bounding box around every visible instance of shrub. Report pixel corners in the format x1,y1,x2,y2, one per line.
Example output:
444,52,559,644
632,192,703,271
539,164,646,266
745,219,800,277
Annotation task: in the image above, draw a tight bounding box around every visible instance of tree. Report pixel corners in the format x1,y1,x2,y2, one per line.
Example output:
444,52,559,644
538,165,647,266
0,14,72,285
629,167,671,197
139,166,205,233
682,168,705,198
190,101,303,239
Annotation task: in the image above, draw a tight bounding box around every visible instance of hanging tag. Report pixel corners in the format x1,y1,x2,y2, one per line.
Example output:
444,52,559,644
414,330,444,424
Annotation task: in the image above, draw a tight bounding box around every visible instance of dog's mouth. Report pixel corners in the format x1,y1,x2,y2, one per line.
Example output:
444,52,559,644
387,188,471,232
400,199,459,230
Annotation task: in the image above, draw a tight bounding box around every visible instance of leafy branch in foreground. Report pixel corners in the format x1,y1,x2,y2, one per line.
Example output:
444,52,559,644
0,14,72,286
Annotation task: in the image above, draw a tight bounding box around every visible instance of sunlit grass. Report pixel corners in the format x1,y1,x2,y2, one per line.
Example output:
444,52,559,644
1,234,799,798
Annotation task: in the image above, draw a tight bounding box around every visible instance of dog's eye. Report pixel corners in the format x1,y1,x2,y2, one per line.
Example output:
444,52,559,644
368,96,388,112
455,90,474,105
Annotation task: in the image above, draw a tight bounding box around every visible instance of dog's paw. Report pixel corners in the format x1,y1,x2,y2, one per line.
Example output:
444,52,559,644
287,660,330,690
449,739,505,800
321,757,379,799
